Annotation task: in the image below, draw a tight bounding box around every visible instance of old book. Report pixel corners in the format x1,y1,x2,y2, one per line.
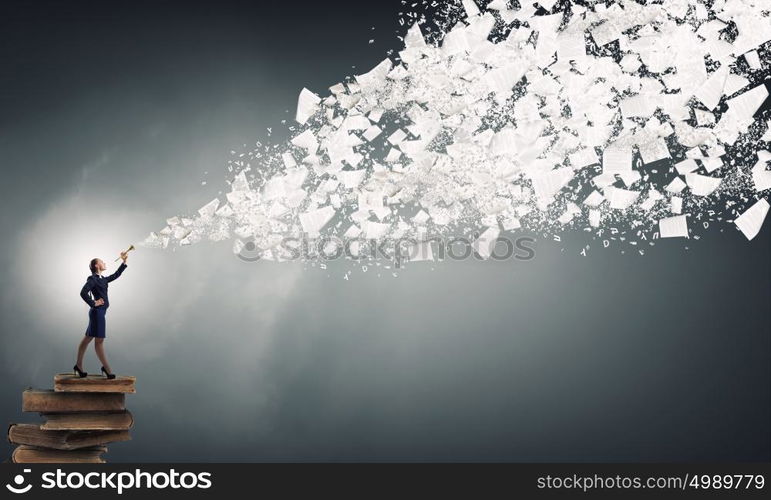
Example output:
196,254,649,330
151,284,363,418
12,445,107,463
54,373,136,393
41,411,134,431
23,389,125,413
8,423,130,450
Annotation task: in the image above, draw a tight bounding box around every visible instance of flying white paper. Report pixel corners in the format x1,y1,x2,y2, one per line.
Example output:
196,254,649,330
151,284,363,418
142,0,771,264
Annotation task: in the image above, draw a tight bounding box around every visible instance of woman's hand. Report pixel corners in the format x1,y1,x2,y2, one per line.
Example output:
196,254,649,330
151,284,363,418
94,299,105,307
120,251,128,263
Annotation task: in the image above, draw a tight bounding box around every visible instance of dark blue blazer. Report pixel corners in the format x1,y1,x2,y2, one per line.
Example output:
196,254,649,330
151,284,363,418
80,263,127,309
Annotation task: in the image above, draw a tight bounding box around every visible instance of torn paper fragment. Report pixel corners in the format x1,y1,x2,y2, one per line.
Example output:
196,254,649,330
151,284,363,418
388,129,408,145
368,109,384,123
665,177,687,193
462,0,480,17
569,148,599,168
229,172,249,192
589,210,601,227
356,59,393,90
762,123,771,142
724,73,750,96
197,199,220,219
328,83,345,94
638,138,671,165
299,206,335,236
558,202,581,224
752,161,771,192
362,220,390,239
693,66,728,110
583,190,605,207
502,217,520,231
296,88,321,125
619,54,642,73
282,152,297,169
701,157,724,173
734,199,769,241
215,203,233,218
362,126,382,142
141,232,169,249
640,190,664,211
291,129,318,153
485,64,527,99
530,167,574,208
618,170,641,187
695,109,715,126
659,215,689,238
473,226,500,259
343,115,371,131
620,95,657,118
685,174,722,196
604,187,639,210
675,159,699,175
412,209,430,224
557,33,585,62
408,240,434,262
173,226,192,241
343,225,361,238
404,24,427,49
590,21,620,47
744,50,762,70
671,196,683,214
725,84,769,122
602,146,631,173
592,173,615,189
384,148,402,163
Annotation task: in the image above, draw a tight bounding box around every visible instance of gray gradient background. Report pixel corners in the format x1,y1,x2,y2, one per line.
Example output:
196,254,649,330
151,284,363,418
0,0,769,462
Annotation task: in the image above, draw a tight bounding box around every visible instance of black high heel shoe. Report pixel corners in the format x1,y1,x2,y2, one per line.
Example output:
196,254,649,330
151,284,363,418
73,364,87,378
101,366,116,380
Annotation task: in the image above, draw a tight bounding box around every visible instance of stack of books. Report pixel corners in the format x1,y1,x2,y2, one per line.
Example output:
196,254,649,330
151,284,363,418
8,373,136,463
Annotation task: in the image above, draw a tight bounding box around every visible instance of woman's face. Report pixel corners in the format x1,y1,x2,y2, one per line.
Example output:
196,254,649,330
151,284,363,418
96,259,107,272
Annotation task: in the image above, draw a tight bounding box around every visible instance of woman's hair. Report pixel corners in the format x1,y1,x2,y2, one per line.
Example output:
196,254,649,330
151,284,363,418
89,258,99,274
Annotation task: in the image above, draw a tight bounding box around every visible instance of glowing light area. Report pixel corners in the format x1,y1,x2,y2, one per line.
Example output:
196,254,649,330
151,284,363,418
13,189,304,369
15,194,159,346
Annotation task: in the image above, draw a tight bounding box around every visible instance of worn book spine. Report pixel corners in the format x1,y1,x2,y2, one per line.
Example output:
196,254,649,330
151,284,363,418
10,374,137,463
41,411,134,431
54,374,136,394
12,445,107,463
8,423,131,451
22,389,126,413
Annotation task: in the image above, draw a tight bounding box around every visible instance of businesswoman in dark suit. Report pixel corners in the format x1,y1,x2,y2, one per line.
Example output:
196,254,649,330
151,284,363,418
74,251,129,379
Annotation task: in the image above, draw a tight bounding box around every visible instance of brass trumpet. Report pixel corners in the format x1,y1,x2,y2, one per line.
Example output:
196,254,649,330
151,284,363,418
114,244,135,262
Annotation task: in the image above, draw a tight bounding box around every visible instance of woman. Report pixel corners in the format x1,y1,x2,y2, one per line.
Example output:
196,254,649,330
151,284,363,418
74,251,129,379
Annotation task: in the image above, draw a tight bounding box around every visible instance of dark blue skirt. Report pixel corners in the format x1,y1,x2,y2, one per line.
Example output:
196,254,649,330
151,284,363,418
85,307,107,338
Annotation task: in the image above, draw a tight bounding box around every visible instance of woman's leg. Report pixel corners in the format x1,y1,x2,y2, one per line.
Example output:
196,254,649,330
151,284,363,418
94,338,112,374
76,335,93,370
